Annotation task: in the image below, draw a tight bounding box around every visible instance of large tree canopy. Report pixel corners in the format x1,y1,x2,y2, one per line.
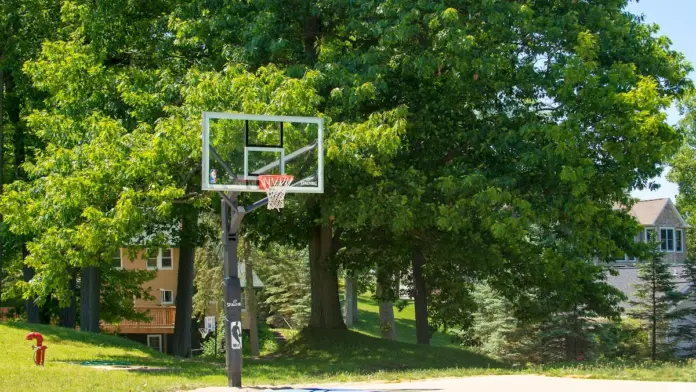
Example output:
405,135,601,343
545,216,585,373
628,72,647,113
0,1,691,345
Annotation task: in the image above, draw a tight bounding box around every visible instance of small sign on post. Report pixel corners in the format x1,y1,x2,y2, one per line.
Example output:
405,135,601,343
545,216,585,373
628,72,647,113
230,321,242,350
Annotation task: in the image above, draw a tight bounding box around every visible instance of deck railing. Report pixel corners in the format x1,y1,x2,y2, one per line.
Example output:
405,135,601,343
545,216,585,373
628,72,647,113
0,307,11,322
101,306,175,332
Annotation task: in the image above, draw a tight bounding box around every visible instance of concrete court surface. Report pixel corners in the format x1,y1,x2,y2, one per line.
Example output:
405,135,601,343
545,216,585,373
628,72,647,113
189,375,696,392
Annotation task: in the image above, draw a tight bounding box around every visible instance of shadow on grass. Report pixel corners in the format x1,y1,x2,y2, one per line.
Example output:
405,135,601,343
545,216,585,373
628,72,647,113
5,321,504,384
259,328,504,375
353,296,460,347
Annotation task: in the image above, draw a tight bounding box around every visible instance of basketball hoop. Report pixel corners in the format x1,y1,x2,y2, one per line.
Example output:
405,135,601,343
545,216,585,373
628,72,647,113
258,174,294,210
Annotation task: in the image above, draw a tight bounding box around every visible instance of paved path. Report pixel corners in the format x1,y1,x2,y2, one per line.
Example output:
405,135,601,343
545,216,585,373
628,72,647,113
189,375,696,392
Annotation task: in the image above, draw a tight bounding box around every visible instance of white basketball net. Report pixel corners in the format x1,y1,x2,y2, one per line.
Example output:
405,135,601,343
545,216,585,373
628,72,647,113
258,175,294,210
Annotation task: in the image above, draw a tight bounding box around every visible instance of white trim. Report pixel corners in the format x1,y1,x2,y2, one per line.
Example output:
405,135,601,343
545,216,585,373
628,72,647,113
160,289,174,305
147,334,163,352
645,227,656,242
676,228,684,253
147,248,173,270
112,249,123,270
159,248,173,270
201,112,324,194
660,227,676,253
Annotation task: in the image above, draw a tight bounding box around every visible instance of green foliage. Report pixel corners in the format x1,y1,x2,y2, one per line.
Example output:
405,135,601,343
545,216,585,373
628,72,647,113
670,90,696,248
199,310,276,359
253,245,311,329
673,254,696,357
629,243,688,361
192,215,223,319
351,293,461,349
0,0,691,342
595,318,650,361
100,267,156,323
465,284,517,358
464,284,637,364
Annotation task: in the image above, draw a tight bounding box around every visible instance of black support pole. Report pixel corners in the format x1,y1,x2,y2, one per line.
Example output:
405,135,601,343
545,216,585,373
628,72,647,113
221,192,243,387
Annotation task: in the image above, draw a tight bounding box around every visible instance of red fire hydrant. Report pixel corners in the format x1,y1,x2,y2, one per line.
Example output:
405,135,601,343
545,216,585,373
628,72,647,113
25,332,47,366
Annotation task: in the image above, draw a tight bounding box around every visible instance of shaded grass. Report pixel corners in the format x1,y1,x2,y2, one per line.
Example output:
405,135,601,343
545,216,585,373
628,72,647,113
1,321,505,391
351,293,460,348
3,305,696,391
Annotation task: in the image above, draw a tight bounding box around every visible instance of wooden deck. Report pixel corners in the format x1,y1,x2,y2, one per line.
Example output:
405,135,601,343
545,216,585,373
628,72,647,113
101,306,176,334
0,307,11,322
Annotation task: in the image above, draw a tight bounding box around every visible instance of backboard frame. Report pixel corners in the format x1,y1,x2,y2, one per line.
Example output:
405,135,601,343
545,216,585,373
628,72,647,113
201,112,324,194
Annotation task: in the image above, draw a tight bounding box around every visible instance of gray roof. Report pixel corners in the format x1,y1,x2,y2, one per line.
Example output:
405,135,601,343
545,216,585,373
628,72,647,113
606,266,690,309
239,263,264,288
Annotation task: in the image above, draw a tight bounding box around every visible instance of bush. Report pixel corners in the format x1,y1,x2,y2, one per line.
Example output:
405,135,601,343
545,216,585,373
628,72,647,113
595,318,650,360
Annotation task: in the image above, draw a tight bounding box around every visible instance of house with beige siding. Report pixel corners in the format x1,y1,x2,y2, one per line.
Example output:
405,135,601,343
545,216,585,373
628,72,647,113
101,248,262,354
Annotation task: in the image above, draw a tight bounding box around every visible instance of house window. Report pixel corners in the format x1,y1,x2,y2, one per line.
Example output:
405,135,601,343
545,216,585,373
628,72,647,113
111,249,122,269
147,252,158,269
147,249,173,270
677,229,684,253
161,289,173,305
660,228,675,252
147,335,162,352
646,228,656,242
160,249,173,269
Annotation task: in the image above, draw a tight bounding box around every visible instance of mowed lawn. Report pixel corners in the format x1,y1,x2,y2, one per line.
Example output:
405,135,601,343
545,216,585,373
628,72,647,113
0,321,504,392
2,297,696,392
351,293,460,348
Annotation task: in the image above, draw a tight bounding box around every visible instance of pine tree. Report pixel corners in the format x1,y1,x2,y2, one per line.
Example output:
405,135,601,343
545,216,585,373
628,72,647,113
674,255,696,357
253,246,311,329
629,244,688,361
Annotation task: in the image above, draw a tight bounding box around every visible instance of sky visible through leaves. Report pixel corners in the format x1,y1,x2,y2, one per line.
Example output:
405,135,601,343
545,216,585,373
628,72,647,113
629,0,696,202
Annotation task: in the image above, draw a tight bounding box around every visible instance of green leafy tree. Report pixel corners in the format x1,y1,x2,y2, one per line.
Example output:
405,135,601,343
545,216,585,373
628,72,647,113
4,2,691,349
0,0,62,321
186,0,689,340
629,243,688,361
669,90,696,248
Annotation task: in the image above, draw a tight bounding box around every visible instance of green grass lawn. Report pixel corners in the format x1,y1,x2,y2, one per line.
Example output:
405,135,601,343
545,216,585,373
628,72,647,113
351,293,460,348
0,321,504,392
3,296,696,392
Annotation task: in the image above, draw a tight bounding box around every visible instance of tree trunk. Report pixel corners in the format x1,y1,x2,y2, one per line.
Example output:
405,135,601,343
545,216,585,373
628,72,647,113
80,266,101,332
344,274,358,327
172,245,195,357
308,223,346,329
59,271,77,328
22,260,40,323
243,238,260,357
376,277,396,340
412,246,429,345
